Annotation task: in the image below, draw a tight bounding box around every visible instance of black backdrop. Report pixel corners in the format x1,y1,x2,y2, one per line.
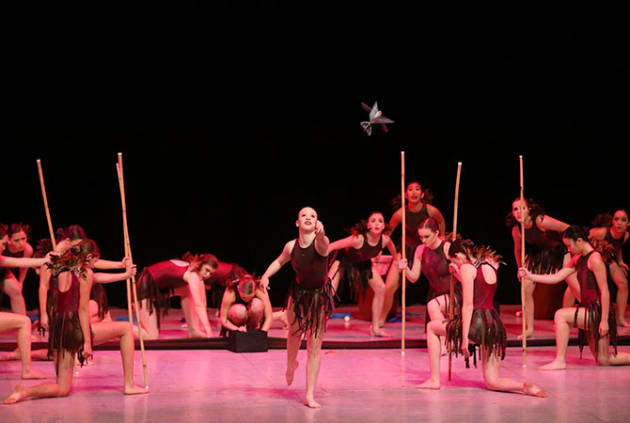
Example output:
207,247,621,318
2,2,627,310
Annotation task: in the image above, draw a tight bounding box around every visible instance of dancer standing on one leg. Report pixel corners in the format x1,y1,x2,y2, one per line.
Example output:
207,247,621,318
327,211,396,336
380,181,445,328
520,226,630,370
398,217,451,352
4,239,146,404
418,238,547,397
507,197,571,338
261,206,334,408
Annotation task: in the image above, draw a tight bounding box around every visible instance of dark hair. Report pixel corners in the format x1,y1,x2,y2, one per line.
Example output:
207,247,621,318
505,197,545,228
8,223,30,238
0,223,8,238
237,275,258,296
34,238,54,258
562,225,590,242
593,209,629,228
349,211,387,236
419,217,440,234
392,181,434,209
47,239,100,277
182,252,219,274
56,225,88,242
448,238,502,264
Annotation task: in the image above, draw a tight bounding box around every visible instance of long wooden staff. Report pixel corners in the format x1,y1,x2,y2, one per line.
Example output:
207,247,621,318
400,151,407,354
448,162,462,381
519,155,527,366
116,153,149,389
36,159,57,250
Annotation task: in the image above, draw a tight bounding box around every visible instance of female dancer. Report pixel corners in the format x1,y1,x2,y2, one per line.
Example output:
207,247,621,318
508,197,571,338
520,226,630,369
587,210,629,326
419,238,547,397
1,224,52,379
135,253,218,339
380,181,445,327
1,223,34,315
398,217,452,351
261,206,333,408
327,211,396,336
220,275,273,334
4,239,146,404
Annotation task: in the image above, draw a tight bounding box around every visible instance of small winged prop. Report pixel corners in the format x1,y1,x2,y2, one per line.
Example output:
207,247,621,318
360,101,394,136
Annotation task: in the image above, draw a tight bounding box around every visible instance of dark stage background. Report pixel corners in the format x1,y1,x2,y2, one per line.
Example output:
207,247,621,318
2,3,626,311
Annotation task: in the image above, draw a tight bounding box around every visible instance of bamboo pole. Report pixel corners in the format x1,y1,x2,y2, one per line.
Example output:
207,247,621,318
520,155,527,367
36,159,57,250
448,162,462,381
400,151,406,354
116,153,149,389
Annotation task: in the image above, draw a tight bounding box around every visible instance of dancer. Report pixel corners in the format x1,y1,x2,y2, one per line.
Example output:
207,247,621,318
520,226,630,369
135,253,218,339
418,238,547,397
4,239,146,404
327,211,396,336
0,224,52,379
507,197,571,338
220,275,273,334
1,223,34,315
585,210,629,326
380,181,445,327
398,217,452,350
260,206,333,408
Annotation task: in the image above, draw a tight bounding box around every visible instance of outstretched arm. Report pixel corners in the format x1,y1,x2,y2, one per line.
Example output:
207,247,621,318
519,264,576,284
94,258,125,270
327,234,362,254
92,258,136,283
0,255,49,268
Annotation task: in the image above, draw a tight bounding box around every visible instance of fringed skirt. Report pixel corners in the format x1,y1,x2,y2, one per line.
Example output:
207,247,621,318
525,244,566,274
331,252,373,301
447,308,507,360
47,311,89,373
286,281,335,337
136,270,174,328
575,300,618,359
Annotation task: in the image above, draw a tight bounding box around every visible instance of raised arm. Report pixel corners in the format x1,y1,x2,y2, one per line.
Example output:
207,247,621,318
260,241,294,289
327,234,362,254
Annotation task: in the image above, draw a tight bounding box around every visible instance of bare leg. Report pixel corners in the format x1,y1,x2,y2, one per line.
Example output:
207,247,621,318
247,298,264,329
272,310,289,329
305,320,324,409
133,300,159,340
482,348,547,397
328,260,341,295
610,263,630,327
285,298,301,387
418,320,445,389
379,254,401,327
0,312,47,379
426,296,448,354
4,350,74,404
368,271,389,337
2,277,27,316
92,321,148,394
540,307,580,370
227,304,248,327
518,279,535,339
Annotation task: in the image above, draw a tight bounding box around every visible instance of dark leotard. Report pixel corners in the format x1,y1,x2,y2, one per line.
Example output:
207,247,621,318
421,241,451,302
334,234,383,296
136,260,189,326
519,215,566,273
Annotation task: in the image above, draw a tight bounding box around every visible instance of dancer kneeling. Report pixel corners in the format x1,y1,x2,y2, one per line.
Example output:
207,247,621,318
4,240,147,404
520,225,630,370
220,275,272,335
419,238,547,397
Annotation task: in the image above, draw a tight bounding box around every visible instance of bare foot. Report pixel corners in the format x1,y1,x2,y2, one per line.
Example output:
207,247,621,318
370,326,390,337
523,381,548,397
517,330,534,340
0,350,19,361
618,320,630,328
3,384,27,404
417,379,441,390
124,384,149,395
188,329,206,338
286,360,299,386
305,396,321,409
539,359,566,371
22,368,48,380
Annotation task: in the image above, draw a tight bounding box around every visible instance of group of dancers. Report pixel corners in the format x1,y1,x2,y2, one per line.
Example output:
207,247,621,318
1,179,629,407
